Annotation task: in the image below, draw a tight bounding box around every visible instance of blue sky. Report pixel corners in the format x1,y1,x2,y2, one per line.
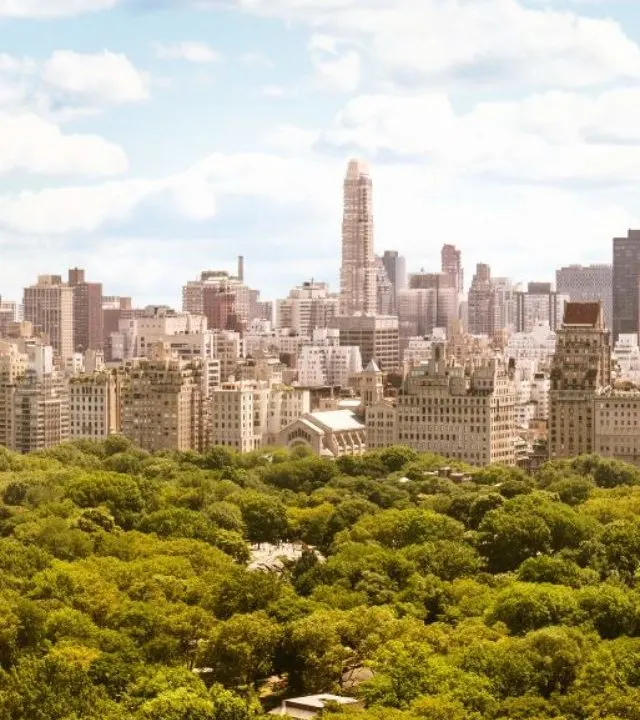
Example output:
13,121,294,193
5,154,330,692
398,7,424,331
2,0,640,306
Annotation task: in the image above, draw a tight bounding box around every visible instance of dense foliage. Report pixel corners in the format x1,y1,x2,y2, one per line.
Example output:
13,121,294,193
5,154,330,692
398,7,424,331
2,439,640,718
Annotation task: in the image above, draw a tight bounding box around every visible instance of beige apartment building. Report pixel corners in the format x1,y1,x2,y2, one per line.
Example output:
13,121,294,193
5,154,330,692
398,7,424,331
549,303,611,459
211,380,310,451
331,314,400,373
395,345,516,466
211,381,269,453
69,371,122,440
594,390,640,465
12,371,70,454
23,275,74,359
365,400,397,449
121,352,207,452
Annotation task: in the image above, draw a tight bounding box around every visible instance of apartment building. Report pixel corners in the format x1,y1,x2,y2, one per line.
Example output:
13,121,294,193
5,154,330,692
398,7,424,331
182,260,259,333
515,283,569,333
331,315,400,373
68,268,103,352
594,390,640,465
69,371,122,440
395,345,516,466
121,349,208,452
12,371,70,454
276,281,339,336
549,302,611,459
211,380,269,453
211,380,310,451
297,345,362,387
23,275,74,358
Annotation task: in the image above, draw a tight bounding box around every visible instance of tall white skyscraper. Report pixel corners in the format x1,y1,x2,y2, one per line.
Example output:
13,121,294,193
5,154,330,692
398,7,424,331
340,159,377,316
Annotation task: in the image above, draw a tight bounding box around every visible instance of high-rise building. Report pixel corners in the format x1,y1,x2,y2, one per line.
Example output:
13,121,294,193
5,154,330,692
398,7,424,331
441,244,463,294
381,250,407,299
183,259,258,333
102,296,133,361
68,268,103,353
467,264,495,335
276,281,339,335
549,303,611,459
612,230,640,340
515,282,568,333
69,370,122,440
340,159,377,316
395,345,516,466
492,278,517,333
121,347,208,452
556,264,612,331
12,371,70,454
331,315,400,372
23,275,74,358
375,257,395,316
404,272,459,333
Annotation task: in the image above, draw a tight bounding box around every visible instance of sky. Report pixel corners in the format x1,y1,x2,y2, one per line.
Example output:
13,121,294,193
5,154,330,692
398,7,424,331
2,0,640,307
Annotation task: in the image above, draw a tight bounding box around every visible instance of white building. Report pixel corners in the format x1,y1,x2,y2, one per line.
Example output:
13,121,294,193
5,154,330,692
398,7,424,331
505,324,557,368
613,334,640,385
279,410,366,457
276,281,339,336
297,345,362,387
396,345,517,466
110,307,209,361
211,381,310,451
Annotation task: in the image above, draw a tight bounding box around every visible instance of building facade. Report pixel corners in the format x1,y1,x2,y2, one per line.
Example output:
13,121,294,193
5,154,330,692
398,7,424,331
396,345,516,466
549,303,611,459
613,229,640,340
23,275,74,358
556,264,612,331
340,159,377,316
332,315,400,372
68,268,103,353
121,352,208,452
467,264,494,335
69,371,122,440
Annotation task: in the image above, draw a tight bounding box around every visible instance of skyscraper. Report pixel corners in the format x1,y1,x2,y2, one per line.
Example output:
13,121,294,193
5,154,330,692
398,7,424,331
467,263,494,335
549,302,611,459
23,275,74,358
613,230,640,339
381,250,407,297
556,264,612,331
441,244,463,294
68,268,103,352
340,159,377,316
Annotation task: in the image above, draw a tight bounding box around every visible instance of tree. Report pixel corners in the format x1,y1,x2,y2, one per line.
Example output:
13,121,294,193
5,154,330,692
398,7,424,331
199,612,281,688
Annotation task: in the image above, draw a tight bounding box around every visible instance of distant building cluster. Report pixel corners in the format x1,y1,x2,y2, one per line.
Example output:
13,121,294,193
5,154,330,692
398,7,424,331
0,159,637,468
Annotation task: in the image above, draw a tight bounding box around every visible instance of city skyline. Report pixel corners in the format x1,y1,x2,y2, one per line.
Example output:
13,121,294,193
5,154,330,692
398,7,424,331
1,2,640,305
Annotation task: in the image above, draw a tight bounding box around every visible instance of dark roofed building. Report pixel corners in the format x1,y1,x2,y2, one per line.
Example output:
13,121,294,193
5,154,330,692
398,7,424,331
549,302,612,460
562,302,603,328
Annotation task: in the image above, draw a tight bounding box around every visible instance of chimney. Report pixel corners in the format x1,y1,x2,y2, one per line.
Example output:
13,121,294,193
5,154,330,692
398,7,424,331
238,255,244,282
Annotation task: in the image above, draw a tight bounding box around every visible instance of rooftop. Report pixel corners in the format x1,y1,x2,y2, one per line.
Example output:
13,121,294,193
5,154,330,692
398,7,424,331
309,409,365,432
562,302,601,327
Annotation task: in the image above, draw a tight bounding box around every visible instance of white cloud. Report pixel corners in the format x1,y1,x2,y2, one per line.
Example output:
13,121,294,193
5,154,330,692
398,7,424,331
43,50,149,107
0,113,128,177
241,52,273,69
308,34,361,94
319,88,640,185
261,85,289,97
0,0,116,17
265,123,320,153
154,41,220,63
220,0,640,89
